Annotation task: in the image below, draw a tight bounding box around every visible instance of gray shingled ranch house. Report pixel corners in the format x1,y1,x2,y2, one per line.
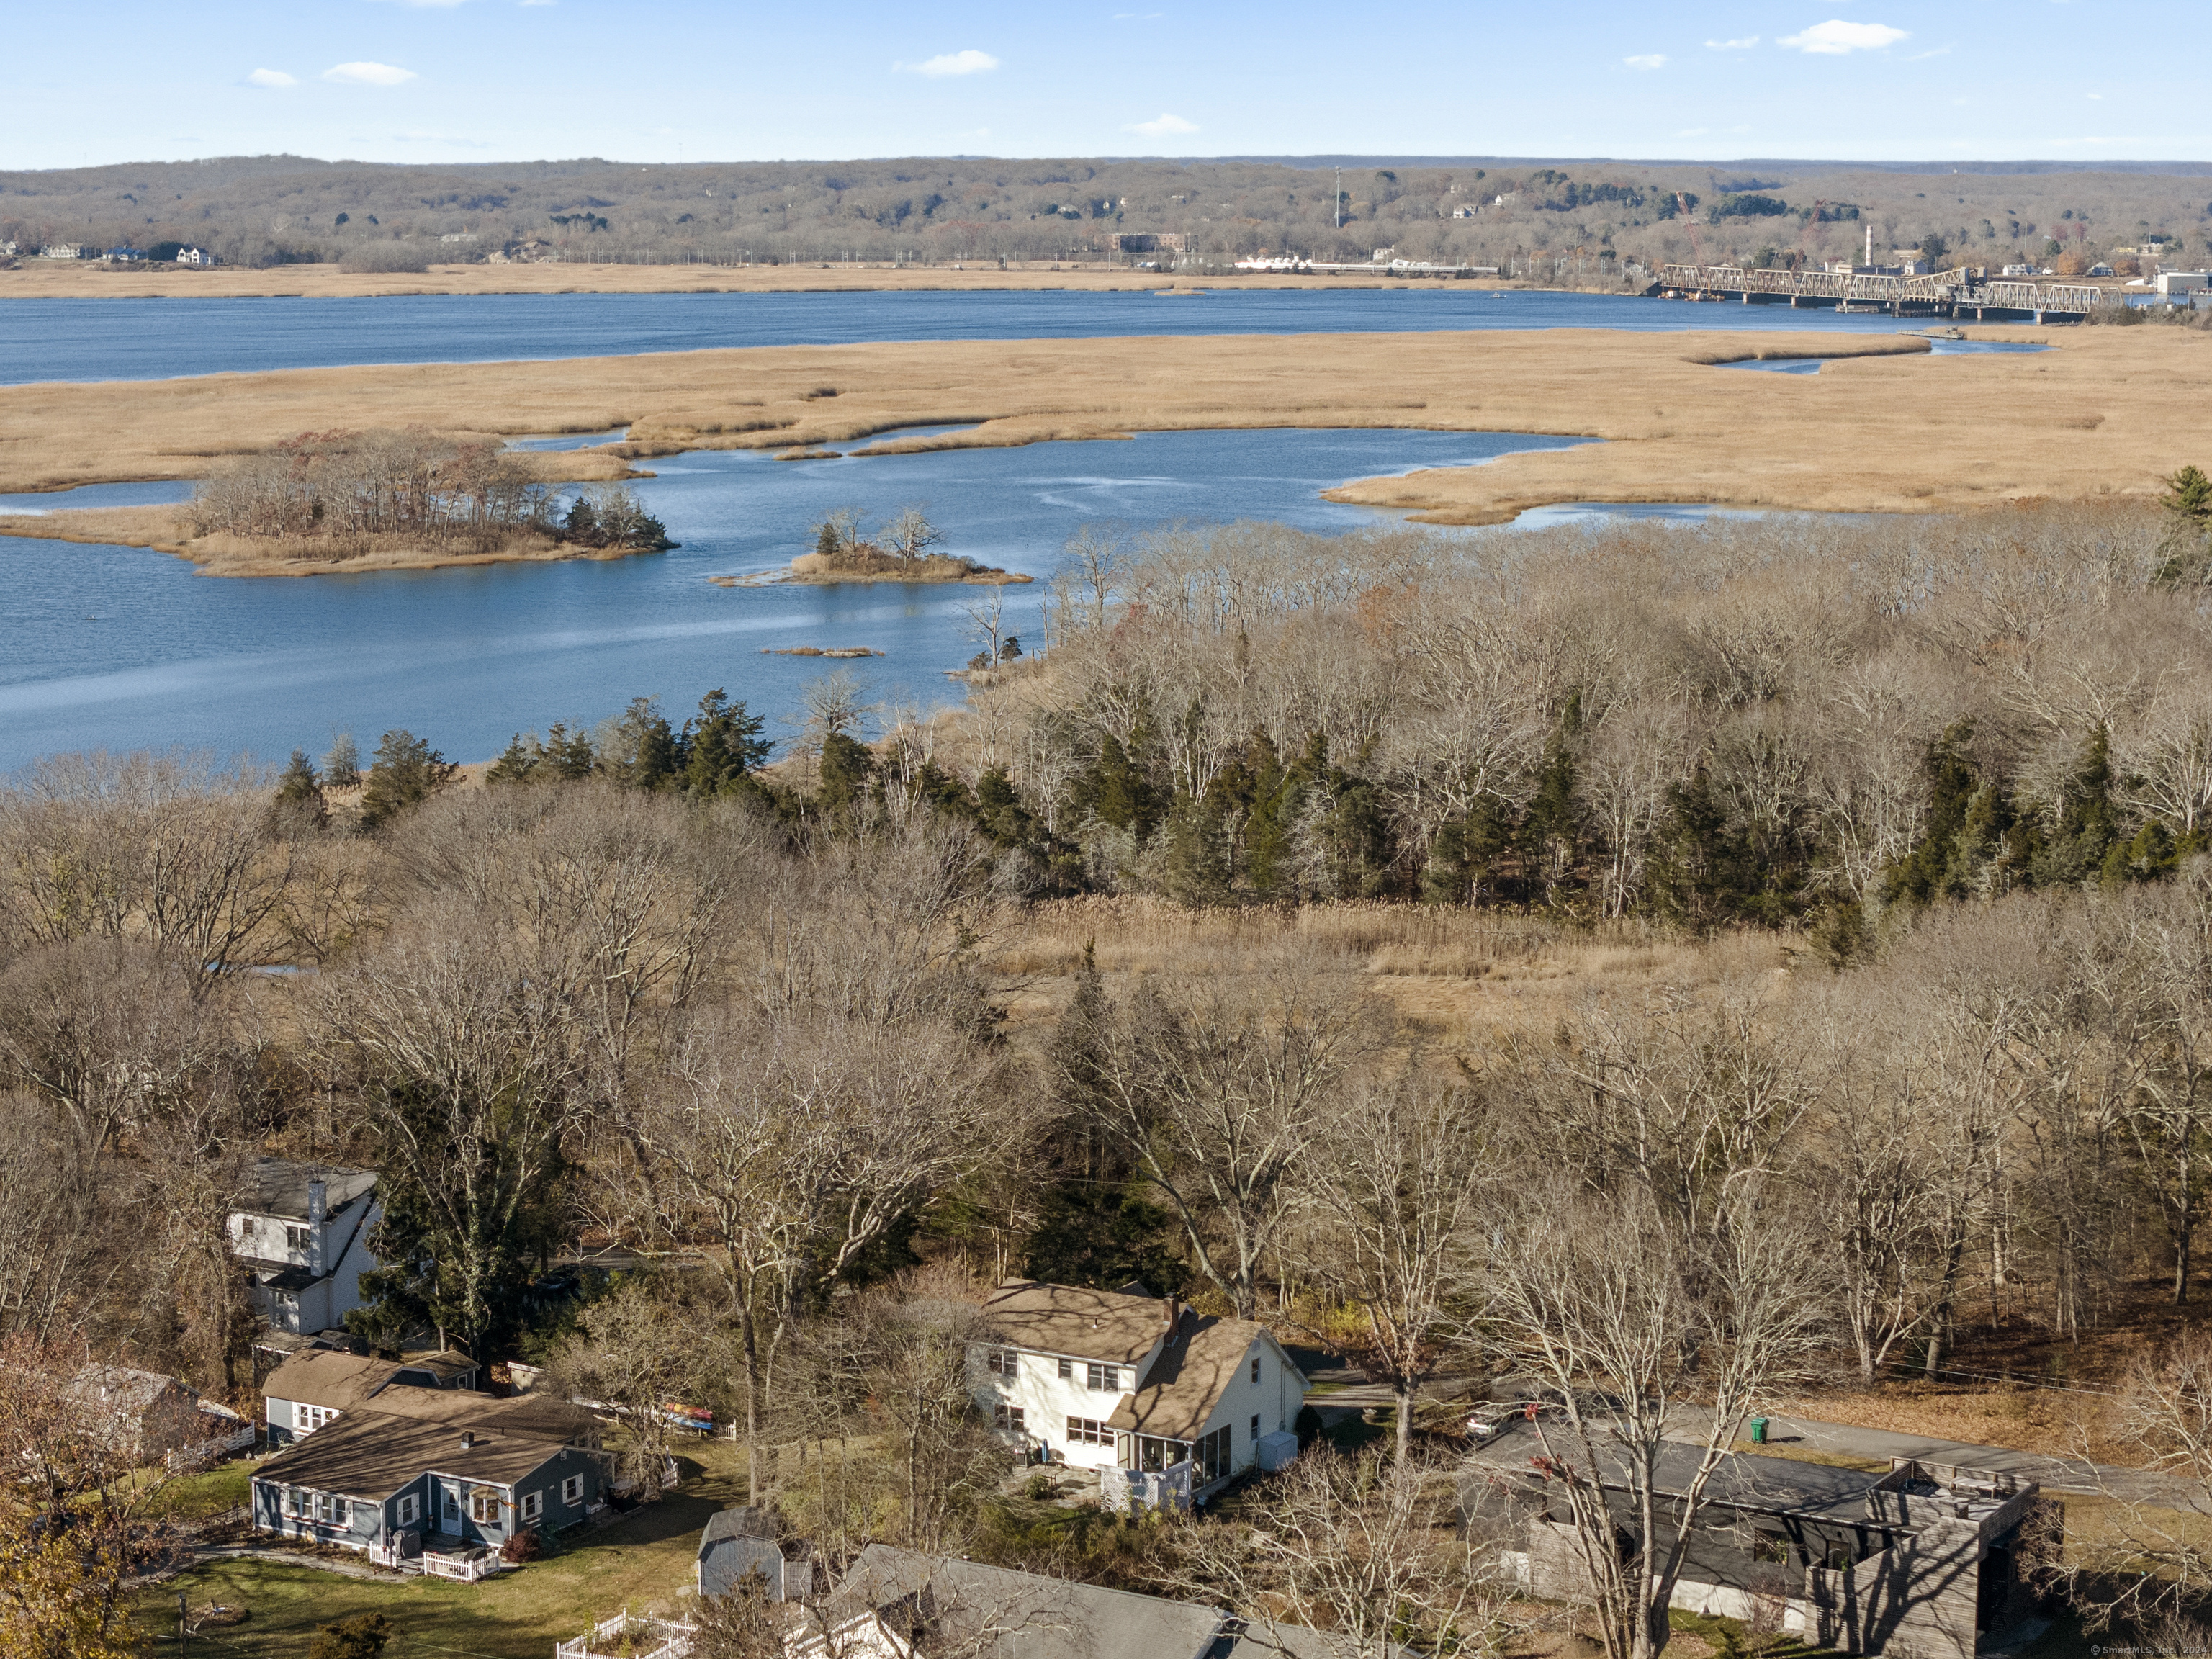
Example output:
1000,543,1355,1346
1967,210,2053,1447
1470,1429,2051,1659
250,1349,613,1567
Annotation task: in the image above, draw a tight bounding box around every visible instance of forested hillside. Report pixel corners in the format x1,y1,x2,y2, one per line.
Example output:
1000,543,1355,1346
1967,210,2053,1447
5,151,2211,274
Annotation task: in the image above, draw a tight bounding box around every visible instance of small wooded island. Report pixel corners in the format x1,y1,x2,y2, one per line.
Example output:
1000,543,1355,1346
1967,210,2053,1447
775,504,1030,585
179,427,675,576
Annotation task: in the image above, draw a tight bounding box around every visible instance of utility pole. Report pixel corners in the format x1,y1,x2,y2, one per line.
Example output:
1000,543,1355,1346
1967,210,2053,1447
1334,166,1341,230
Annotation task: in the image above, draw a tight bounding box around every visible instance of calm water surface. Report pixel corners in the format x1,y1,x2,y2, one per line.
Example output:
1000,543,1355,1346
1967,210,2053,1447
0,287,1950,385
3,426,1656,771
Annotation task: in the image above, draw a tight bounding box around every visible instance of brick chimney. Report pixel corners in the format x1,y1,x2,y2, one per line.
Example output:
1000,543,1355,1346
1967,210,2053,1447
1162,1295,1179,1338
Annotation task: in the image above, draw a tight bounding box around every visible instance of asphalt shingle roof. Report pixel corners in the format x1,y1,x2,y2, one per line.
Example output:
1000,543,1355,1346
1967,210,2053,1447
827,1545,1226,1659
982,1280,1179,1365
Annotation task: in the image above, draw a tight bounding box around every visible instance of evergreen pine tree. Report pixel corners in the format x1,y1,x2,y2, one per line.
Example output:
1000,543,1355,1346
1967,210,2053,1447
357,730,459,830
271,749,328,831
681,688,770,797
322,732,361,789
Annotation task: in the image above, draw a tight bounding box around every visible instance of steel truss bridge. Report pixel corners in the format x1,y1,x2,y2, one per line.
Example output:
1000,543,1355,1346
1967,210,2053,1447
1654,265,2101,322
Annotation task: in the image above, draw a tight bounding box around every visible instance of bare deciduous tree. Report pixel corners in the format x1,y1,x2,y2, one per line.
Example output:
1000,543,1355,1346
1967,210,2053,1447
1489,1185,1829,1659
1291,1072,1495,1467
1069,951,1377,1320
1172,1444,1496,1659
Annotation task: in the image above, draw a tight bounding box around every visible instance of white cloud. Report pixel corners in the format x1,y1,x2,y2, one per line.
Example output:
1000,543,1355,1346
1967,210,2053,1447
900,49,999,77
246,68,297,88
1624,53,1667,69
1128,112,1198,137
1778,21,1908,54
323,61,418,85
1705,35,1759,49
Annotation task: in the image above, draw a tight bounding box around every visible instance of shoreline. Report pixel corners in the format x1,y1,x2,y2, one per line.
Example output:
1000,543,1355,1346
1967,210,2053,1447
0,258,1611,302
0,507,663,578
4,325,2193,538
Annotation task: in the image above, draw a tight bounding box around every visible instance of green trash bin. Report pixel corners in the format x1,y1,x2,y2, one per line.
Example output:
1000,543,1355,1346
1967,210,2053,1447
1749,1417,1769,1445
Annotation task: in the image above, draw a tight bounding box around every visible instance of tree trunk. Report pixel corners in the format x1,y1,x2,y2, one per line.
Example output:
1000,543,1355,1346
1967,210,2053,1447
739,1303,763,1506
2175,1154,2194,1305
1394,1381,1413,1470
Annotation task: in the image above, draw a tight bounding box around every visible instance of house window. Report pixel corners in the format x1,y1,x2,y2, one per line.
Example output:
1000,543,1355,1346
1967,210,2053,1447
1058,1357,1073,1381
297,1404,336,1435
521,1491,542,1522
1825,1542,1854,1573
1195,1425,1233,1485
1066,1416,1112,1447
1085,1363,1120,1392
1135,1434,1187,1473
444,1486,460,1518
287,1224,310,1253
986,1348,1015,1377
1753,1532,1791,1565
1251,1414,1260,1443
562,1474,585,1505
397,1494,418,1527
1251,1357,1262,1385
994,1404,1027,1434
313,1493,347,1524
469,1490,501,1524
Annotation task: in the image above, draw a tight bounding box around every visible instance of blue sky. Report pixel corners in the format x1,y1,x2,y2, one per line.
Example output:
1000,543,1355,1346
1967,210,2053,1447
9,2,2210,170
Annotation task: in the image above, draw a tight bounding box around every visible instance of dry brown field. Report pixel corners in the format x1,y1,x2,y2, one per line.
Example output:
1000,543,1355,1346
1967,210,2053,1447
3,324,2202,570
0,258,1511,301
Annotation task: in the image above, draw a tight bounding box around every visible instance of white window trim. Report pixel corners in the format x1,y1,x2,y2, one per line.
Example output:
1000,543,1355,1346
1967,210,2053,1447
397,1493,418,1526
521,1490,542,1521
562,1473,584,1504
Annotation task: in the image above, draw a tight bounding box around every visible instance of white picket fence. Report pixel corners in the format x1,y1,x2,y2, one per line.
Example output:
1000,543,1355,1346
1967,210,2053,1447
421,1548,503,1582
556,1612,693,1659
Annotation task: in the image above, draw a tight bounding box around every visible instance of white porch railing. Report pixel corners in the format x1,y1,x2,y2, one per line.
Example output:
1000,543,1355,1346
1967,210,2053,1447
421,1547,503,1581
556,1611,694,1659
1101,1459,1192,1514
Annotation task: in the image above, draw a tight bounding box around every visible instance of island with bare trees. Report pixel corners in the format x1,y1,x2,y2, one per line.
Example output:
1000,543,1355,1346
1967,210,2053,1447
781,504,1030,584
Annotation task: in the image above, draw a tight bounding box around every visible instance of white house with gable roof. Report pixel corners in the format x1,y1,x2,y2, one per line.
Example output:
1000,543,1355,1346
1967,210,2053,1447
969,1280,1306,1510
227,1159,387,1336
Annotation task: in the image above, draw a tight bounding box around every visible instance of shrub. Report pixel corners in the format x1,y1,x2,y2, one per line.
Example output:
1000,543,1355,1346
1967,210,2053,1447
500,1527,544,1563
308,1612,393,1659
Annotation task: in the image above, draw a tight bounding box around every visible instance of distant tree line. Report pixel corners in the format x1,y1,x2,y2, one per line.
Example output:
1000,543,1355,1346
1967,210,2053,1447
7,152,2208,275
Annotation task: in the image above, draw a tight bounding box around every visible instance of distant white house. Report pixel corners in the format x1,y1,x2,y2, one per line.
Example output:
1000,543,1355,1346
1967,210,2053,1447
40,244,82,260
2157,271,2209,297
970,1280,1305,1511
227,1159,387,1337
176,246,217,267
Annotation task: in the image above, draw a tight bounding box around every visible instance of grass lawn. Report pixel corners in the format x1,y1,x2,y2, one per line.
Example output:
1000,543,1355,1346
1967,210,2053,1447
130,1439,746,1658
140,1455,266,1521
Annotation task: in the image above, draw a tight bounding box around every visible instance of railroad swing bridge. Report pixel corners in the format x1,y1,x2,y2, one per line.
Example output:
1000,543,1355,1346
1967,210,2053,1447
1655,264,2101,322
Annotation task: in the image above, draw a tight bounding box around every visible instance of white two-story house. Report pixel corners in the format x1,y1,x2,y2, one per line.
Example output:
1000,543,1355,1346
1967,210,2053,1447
227,1159,387,1338
970,1280,1308,1510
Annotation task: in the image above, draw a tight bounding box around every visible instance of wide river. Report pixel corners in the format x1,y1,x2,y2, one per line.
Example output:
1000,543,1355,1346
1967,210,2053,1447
1,287,1933,385
1,287,1934,773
